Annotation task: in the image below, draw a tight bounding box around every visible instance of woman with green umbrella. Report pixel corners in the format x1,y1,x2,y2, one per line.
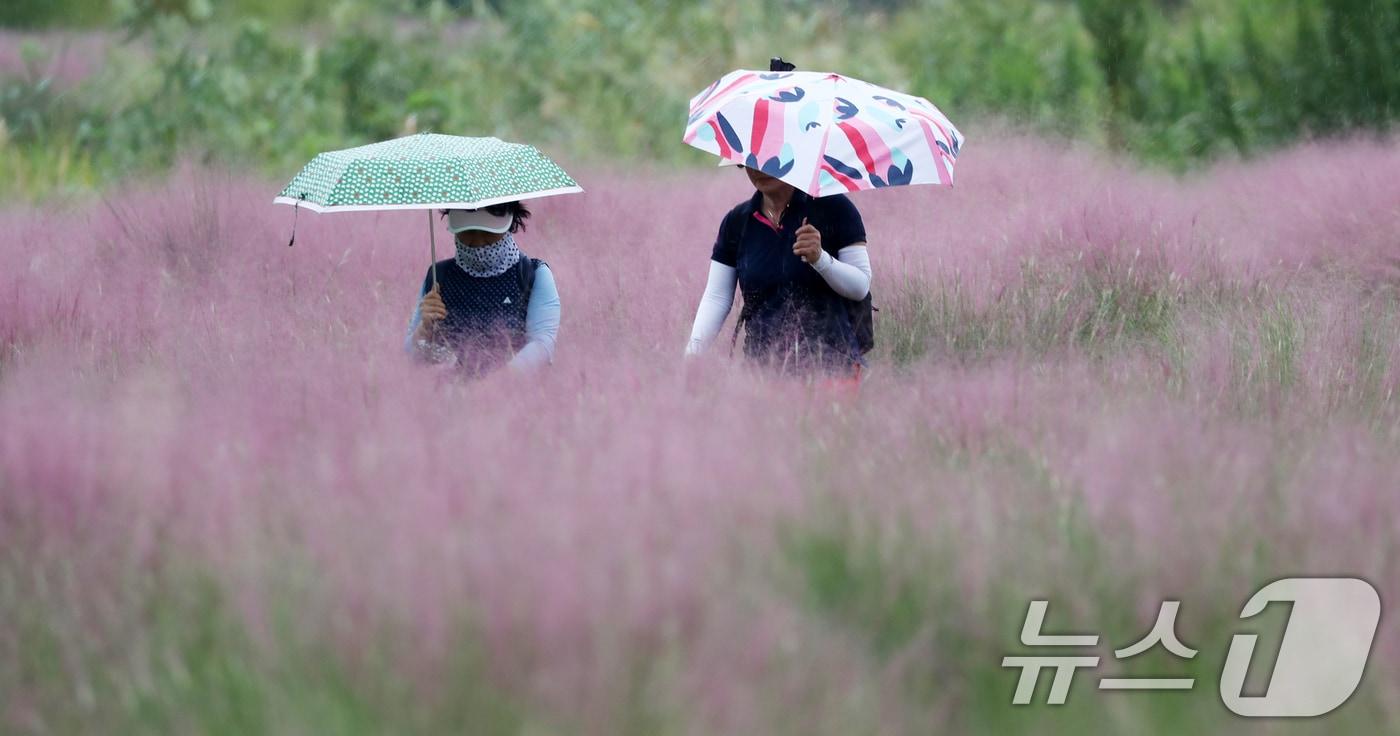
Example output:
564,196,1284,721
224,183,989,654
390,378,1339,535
274,133,579,376
405,201,560,375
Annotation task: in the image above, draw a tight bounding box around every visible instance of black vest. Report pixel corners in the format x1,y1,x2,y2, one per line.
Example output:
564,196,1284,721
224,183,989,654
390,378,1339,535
421,256,537,375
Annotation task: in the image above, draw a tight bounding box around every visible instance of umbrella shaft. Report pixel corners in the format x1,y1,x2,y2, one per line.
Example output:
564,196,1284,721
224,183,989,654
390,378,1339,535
428,209,438,288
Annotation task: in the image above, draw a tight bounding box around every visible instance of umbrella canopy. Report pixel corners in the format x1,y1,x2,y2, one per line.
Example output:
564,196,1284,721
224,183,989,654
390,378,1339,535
274,133,582,212
684,70,965,198
274,133,581,288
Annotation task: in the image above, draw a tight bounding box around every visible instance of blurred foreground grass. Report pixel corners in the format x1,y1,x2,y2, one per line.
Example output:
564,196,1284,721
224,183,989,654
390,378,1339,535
3,252,1396,734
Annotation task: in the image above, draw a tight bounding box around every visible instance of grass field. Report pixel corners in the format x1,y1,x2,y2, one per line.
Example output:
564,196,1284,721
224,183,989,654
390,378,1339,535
2,133,1398,734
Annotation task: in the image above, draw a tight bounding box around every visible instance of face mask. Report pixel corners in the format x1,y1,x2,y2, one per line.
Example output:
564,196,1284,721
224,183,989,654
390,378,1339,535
454,233,521,277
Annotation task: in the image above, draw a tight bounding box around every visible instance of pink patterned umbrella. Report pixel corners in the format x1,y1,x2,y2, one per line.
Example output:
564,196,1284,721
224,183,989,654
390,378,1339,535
684,69,965,197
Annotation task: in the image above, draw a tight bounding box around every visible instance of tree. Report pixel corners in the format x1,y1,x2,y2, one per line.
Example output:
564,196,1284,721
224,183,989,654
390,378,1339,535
1076,0,1150,150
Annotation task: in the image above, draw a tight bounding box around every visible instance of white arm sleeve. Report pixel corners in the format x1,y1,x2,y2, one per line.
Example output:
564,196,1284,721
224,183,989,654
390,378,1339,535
810,244,871,300
685,260,737,356
508,264,561,372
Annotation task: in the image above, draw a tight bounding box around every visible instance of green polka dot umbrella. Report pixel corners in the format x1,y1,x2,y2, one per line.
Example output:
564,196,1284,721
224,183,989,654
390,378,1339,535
274,133,582,212
274,133,582,286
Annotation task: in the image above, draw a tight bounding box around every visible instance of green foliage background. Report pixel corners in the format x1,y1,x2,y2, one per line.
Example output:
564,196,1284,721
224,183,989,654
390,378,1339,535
1,0,1398,199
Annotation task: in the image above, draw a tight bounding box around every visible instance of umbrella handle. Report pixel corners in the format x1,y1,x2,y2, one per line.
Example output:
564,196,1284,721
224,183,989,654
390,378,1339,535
286,194,304,247
428,209,438,289
425,210,440,341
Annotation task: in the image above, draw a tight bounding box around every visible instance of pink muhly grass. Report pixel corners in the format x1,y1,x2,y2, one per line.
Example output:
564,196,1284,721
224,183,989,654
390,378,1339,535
1,134,1399,733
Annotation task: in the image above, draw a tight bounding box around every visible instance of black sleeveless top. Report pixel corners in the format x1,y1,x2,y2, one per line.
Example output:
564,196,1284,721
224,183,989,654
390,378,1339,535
420,256,536,375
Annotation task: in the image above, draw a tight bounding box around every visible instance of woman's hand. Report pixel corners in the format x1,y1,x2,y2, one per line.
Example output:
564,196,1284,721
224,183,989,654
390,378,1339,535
793,218,823,264
414,284,448,342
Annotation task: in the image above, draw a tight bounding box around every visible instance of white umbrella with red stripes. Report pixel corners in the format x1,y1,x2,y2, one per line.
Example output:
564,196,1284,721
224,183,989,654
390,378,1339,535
684,68,964,197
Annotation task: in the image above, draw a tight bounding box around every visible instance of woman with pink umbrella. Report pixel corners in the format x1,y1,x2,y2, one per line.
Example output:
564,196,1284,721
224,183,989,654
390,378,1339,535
682,58,964,378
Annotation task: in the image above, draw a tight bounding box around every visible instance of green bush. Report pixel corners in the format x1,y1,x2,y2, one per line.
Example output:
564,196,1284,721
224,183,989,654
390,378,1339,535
888,0,1100,135
2,0,1398,198
0,0,111,28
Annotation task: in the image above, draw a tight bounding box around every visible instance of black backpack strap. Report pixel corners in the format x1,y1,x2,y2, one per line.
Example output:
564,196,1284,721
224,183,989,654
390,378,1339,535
809,198,877,354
